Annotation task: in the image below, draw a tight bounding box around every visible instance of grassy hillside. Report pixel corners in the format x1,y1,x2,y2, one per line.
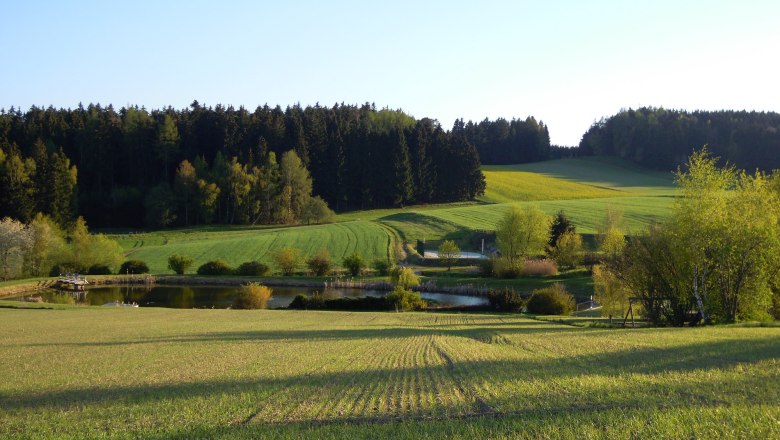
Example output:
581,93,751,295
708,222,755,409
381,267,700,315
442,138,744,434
110,157,677,270
1,307,777,439
116,221,392,273
422,196,673,235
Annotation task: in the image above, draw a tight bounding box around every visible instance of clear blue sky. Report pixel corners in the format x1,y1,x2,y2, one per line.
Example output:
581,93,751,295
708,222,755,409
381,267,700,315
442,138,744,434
2,0,778,146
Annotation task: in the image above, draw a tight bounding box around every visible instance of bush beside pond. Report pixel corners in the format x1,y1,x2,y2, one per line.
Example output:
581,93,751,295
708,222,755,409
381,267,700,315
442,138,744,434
232,283,272,309
196,260,235,276
119,260,150,274
526,283,575,315
236,261,271,277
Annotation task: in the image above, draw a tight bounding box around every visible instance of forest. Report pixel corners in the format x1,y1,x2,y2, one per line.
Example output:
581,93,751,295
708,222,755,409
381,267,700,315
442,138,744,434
0,103,490,228
3,103,780,229
579,107,780,170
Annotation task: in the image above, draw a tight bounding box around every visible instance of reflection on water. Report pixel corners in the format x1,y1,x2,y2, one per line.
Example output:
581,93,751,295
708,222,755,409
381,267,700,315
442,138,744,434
11,285,487,309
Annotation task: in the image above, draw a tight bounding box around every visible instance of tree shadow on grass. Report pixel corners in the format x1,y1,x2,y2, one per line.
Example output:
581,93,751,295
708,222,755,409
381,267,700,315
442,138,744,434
3,335,778,414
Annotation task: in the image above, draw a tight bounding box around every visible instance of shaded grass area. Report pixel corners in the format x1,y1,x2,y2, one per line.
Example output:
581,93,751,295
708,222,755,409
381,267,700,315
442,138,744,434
1,308,777,439
494,156,676,193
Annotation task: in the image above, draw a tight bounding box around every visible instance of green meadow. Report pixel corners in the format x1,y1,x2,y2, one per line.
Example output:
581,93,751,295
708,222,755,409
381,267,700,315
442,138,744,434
109,157,677,272
1,307,777,439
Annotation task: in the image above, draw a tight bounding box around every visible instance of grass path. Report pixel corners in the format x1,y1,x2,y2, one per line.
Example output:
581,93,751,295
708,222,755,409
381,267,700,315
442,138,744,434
1,307,778,438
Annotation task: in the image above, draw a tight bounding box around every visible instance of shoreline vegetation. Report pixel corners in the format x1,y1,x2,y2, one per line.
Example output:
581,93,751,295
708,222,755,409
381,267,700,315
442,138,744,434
0,274,501,299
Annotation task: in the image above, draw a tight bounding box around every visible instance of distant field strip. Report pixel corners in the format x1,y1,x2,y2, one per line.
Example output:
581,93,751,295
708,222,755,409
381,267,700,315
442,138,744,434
480,168,627,203
117,221,392,272
422,196,674,235
500,157,676,192
1,308,778,438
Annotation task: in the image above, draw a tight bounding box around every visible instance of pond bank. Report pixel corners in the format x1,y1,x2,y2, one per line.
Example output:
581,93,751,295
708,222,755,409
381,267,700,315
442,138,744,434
0,275,494,299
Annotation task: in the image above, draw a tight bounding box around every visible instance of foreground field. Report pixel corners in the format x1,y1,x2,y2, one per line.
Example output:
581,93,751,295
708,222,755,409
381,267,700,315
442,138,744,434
1,307,778,439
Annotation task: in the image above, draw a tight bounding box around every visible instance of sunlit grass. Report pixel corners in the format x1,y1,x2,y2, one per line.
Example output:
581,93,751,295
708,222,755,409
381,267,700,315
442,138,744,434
110,221,393,273
1,307,777,438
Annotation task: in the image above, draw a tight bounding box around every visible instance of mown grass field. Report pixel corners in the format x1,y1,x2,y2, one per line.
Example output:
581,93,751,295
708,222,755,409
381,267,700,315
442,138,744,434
109,157,677,271
1,307,778,439
115,221,392,273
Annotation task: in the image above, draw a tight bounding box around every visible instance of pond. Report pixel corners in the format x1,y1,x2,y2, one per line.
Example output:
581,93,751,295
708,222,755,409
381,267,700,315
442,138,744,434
9,285,488,309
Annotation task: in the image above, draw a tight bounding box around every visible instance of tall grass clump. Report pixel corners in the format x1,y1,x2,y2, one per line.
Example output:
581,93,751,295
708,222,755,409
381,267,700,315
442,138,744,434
520,259,559,277
232,283,272,309
527,283,575,315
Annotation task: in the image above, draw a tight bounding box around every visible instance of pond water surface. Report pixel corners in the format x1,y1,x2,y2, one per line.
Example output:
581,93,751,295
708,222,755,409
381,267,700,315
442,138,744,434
11,285,488,309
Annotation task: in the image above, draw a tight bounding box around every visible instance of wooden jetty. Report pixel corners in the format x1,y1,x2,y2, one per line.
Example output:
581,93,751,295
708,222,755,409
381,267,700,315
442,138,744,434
56,275,89,291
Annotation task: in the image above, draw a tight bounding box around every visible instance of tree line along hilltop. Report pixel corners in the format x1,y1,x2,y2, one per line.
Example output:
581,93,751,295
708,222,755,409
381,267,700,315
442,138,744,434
1,103,779,229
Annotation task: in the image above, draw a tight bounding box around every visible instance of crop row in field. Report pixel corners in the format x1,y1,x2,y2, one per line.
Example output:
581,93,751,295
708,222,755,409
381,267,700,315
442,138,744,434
1,308,777,438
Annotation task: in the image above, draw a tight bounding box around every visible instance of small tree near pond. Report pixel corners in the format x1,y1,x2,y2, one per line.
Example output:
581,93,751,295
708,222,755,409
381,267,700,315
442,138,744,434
306,249,333,276
390,266,420,290
233,283,272,309
342,252,366,277
274,247,301,276
388,266,426,311
168,254,194,275
0,217,33,280
438,240,460,271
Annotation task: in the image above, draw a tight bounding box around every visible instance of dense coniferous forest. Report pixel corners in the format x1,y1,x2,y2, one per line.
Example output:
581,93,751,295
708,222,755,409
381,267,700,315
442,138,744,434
579,107,780,170
0,103,490,228
4,103,780,230
462,117,553,164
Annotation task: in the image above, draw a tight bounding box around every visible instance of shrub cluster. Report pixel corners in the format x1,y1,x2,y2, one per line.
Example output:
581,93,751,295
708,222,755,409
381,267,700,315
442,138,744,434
167,254,194,275
49,263,85,277
343,253,366,277
274,248,302,276
487,288,525,312
236,261,271,276
196,260,234,276
526,283,575,315
492,257,523,278
87,264,113,275
372,259,392,276
386,287,427,311
306,249,332,276
119,260,150,274
232,283,272,309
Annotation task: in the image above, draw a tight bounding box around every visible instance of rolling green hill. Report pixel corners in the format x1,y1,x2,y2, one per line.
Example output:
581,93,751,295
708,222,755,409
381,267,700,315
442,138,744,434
117,221,392,273
111,157,677,272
